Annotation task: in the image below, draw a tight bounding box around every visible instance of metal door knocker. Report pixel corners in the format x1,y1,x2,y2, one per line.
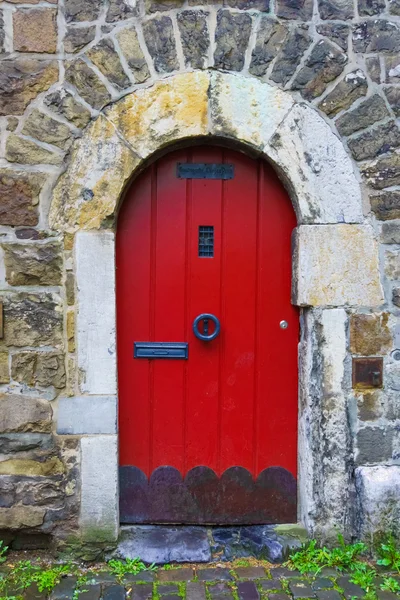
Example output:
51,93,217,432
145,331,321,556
193,314,220,341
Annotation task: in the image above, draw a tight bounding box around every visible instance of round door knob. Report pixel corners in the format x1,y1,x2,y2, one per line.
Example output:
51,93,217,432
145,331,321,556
280,320,289,330
193,314,220,341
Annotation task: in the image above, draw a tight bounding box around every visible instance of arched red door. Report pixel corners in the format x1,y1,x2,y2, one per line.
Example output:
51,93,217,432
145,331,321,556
117,146,299,525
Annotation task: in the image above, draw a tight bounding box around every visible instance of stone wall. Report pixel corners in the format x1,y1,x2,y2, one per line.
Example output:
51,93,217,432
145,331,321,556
0,0,400,550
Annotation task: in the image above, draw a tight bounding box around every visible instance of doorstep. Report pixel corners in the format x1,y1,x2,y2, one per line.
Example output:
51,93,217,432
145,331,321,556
110,524,308,564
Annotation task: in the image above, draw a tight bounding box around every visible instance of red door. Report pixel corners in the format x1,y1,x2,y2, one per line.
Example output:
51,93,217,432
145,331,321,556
117,146,298,525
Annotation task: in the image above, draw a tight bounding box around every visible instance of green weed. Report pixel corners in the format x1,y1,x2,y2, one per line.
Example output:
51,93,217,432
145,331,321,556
2,561,75,595
0,542,8,565
33,565,74,593
349,564,377,594
233,559,251,568
107,558,156,582
72,575,88,600
381,576,400,594
285,535,368,575
377,535,400,574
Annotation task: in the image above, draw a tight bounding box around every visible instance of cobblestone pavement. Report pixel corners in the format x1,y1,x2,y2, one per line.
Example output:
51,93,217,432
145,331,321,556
17,566,400,600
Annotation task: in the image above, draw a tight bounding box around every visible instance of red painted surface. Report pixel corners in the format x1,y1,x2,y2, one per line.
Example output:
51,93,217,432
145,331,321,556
117,146,299,496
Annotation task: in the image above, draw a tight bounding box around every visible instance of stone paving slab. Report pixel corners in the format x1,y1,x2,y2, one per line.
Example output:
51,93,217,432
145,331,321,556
50,577,78,600
271,568,303,579
198,568,233,581
312,578,334,590
237,580,260,600
129,583,152,600
79,586,102,600
315,591,342,600
235,567,267,579
186,582,207,600
18,565,393,600
208,582,235,600
102,585,125,600
260,580,283,591
158,584,180,595
158,568,194,582
123,572,155,583
336,576,365,598
289,581,316,598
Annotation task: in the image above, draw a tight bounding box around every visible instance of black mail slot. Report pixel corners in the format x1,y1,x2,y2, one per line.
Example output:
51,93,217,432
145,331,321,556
134,342,188,359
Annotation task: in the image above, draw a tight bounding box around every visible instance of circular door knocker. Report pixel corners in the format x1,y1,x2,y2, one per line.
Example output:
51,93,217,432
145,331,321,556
193,314,220,342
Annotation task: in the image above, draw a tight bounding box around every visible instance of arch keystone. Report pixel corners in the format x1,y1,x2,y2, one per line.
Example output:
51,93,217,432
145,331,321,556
209,71,294,150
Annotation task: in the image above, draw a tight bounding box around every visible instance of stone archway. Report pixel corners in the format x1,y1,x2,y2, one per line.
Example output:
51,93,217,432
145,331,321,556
51,70,383,543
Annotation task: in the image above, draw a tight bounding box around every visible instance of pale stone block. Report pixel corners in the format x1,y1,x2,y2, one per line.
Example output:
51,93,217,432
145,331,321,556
294,224,384,307
209,71,294,150
355,465,400,538
50,115,139,231
320,309,347,396
80,435,118,542
106,71,210,159
57,396,117,434
298,308,349,540
269,103,363,224
75,231,117,395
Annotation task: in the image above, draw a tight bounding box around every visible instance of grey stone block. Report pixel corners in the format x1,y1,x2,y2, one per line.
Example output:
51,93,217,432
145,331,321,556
57,396,117,434
198,569,233,582
116,526,211,564
50,577,77,600
336,577,365,598
289,582,316,598
316,592,342,600
355,465,400,538
237,581,260,600
186,583,206,600
131,584,153,600
102,585,125,600
235,567,266,580
356,426,394,464
158,585,179,595
158,569,194,582
312,578,334,590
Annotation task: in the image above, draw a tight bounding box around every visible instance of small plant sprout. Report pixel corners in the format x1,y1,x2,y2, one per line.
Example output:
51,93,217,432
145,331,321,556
107,558,156,582
377,535,400,574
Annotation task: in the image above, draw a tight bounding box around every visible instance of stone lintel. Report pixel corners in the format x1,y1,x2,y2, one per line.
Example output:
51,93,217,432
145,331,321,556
57,395,117,434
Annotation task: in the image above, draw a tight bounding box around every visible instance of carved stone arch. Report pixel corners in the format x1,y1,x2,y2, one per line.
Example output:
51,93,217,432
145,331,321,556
51,70,384,543
50,70,364,231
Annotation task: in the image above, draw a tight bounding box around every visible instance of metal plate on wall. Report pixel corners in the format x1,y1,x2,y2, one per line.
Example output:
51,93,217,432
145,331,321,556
352,357,383,389
177,163,234,180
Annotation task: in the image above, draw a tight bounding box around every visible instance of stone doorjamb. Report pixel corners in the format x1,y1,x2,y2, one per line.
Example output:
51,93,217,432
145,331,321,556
51,70,384,543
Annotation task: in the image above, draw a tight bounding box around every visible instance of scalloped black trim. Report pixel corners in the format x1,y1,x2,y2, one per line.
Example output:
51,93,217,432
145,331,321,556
120,465,297,524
